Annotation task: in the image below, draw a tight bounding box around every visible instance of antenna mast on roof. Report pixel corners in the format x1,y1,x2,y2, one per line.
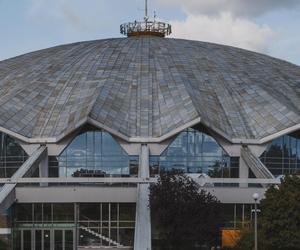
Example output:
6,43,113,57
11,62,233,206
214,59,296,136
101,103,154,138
145,0,148,20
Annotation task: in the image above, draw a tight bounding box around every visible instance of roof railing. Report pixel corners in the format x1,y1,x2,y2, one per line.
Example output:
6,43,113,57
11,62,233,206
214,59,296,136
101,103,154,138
120,20,172,37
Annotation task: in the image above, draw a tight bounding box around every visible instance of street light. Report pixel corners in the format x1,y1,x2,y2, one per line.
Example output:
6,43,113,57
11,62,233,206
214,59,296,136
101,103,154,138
252,193,259,250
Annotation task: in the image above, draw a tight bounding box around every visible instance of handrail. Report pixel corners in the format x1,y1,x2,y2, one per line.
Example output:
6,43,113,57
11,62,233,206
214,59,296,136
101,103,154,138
80,226,123,247
0,177,281,185
0,177,156,184
120,20,172,37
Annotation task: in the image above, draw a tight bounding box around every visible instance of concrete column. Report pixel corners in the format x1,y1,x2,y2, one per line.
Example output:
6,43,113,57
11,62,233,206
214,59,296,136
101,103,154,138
134,144,151,250
74,203,79,250
39,147,48,187
239,147,249,188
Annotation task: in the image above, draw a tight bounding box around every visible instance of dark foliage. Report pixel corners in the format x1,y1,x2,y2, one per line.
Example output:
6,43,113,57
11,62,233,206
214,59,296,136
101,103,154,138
232,175,300,250
260,175,300,250
149,170,223,250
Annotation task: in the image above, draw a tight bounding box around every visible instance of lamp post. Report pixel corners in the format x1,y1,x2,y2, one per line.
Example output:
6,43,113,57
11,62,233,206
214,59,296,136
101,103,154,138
252,193,259,250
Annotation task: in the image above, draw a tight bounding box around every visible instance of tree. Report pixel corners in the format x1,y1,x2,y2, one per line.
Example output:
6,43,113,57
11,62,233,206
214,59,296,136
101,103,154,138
149,170,223,250
232,175,300,250
259,175,300,250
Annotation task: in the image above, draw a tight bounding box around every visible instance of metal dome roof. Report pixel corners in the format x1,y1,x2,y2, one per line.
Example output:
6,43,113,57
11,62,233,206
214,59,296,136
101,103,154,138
0,37,300,143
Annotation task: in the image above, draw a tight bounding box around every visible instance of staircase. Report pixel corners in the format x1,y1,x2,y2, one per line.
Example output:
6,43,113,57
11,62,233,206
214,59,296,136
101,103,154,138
241,145,274,179
80,226,123,247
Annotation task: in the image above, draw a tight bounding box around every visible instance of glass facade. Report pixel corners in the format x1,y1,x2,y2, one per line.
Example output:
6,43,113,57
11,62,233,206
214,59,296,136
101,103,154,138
220,203,255,229
0,132,28,178
13,203,135,249
13,203,75,227
79,203,135,247
150,128,239,178
260,131,300,176
49,127,139,177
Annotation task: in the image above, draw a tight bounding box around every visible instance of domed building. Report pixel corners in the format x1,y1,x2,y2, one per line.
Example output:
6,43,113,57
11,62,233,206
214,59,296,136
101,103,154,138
0,11,300,250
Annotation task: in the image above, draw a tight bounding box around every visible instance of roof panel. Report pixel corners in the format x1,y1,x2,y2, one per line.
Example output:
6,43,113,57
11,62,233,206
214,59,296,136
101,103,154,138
0,37,299,143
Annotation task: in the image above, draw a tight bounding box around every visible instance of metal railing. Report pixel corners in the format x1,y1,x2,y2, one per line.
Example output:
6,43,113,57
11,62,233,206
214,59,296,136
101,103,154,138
0,177,155,184
0,176,281,188
120,21,172,37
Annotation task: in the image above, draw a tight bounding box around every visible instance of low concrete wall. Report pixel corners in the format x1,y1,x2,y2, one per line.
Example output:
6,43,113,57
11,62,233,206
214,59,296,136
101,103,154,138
204,187,266,203
15,186,137,203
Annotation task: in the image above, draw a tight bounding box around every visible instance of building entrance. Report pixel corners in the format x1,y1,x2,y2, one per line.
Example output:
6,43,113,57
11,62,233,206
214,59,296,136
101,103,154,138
13,203,135,249
13,229,75,250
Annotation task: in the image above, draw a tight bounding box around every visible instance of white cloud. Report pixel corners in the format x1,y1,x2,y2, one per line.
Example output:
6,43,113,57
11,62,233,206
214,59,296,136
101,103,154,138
28,0,79,30
26,0,101,31
156,0,300,17
170,13,276,53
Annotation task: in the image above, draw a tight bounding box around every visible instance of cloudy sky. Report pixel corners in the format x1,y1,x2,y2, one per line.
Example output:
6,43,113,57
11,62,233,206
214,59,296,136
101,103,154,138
0,0,299,65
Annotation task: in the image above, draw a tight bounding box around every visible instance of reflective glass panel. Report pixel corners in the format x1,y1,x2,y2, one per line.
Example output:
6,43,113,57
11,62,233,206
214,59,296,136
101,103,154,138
80,203,100,221
44,230,51,250
53,204,74,222
0,132,28,178
35,230,42,250
13,230,21,250
34,204,43,222
78,203,135,247
23,230,31,250
15,204,32,222
65,230,73,250
150,127,239,178
49,127,137,177
260,131,300,176
54,230,63,250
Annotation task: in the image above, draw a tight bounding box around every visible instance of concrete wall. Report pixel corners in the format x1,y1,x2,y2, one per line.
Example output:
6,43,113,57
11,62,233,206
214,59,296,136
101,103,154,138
15,187,137,203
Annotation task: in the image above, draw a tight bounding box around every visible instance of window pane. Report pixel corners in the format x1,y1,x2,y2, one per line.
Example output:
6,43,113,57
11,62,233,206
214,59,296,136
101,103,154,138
119,228,134,246
0,132,27,178
22,231,31,250
151,127,239,178
65,230,74,250
80,204,100,221
102,203,109,221
35,230,42,250
13,230,21,250
54,230,63,250
55,128,136,177
53,204,74,222
260,131,300,177
110,204,118,221
15,204,32,222
34,204,43,222
119,203,136,221
43,204,52,222
44,230,51,250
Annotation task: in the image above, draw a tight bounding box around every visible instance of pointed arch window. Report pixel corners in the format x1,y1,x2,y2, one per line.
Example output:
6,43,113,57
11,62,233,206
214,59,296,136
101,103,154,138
0,132,28,178
150,128,239,178
49,127,138,177
260,131,300,176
